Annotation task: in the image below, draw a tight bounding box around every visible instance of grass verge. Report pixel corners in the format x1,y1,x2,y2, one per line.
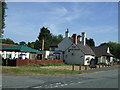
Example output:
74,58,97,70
2,65,81,75
29,63,70,67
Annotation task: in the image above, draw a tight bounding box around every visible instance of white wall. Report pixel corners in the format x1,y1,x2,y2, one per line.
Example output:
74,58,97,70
84,55,95,65
1,51,30,59
58,37,73,51
98,56,106,63
98,56,113,64
110,57,113,62
44,51,50,59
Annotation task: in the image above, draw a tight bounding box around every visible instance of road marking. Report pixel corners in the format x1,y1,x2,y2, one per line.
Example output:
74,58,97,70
56,82,61,85
78,82,82,83
33,86,42,88
64,84,68,85
60,84,65,86
49,86,53,88
70,83,74,85
54,85,58,87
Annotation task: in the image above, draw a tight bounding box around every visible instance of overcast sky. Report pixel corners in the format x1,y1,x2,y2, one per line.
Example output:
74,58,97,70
4,2,118,46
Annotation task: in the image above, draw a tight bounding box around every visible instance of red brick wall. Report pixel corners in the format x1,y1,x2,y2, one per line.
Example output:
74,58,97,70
16,59,29,66
16,59,63,66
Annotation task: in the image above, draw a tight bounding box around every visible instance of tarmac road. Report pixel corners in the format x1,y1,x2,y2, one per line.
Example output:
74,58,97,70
2,65,119,88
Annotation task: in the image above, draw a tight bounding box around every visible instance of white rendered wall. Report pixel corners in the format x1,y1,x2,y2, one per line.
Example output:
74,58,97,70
1,51,30,59
84,55,95,65
45,51,50,59
110,57,113,62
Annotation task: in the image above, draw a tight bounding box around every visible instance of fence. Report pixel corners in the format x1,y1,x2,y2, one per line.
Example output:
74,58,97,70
2,59,64,66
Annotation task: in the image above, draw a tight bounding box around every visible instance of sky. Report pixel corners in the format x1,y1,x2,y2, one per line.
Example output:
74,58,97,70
4,2,118,46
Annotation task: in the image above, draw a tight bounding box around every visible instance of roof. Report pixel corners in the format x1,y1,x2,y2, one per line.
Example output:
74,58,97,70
2,45,43,54
91,45,113,57
69,38,95,55
77,43,95,55
0,43,18,50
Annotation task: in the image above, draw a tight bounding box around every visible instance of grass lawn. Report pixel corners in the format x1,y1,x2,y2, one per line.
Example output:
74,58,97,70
2,63,81,75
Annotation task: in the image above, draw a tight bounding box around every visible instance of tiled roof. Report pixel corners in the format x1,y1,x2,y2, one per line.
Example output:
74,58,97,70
77,43,95,55
69,38,95,55
91,45,113,57
0,43,18,50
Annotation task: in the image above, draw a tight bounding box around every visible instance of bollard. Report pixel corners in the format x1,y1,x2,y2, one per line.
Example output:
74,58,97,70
85,65,87,70
72,65,74,71
79,65,81,70
102,64,104,67
99,65,100,68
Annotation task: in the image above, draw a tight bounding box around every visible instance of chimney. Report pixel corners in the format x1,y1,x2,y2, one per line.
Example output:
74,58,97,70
41,39,45,60
78,35,82,42
82,32,86,46
41,39,44,51
73,34,77,45
65,28,69,37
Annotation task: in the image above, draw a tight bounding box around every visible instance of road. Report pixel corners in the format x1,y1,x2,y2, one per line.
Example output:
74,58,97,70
2,67,119,88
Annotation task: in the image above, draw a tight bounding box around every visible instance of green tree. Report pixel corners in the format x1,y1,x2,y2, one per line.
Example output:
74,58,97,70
0,1,7,38
19,41,26,45
1,38,15,44
34,27,63,50
57,34,63,42
34,27,52,50
86,38,95,47
34,40,40,50
27,42,35,49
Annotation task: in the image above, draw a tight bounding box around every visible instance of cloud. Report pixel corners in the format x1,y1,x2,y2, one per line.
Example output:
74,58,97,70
4,2,117,45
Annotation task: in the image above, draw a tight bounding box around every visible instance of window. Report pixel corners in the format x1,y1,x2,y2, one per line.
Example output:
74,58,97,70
71,53,74,55
68,50,70,52
6,54,12,58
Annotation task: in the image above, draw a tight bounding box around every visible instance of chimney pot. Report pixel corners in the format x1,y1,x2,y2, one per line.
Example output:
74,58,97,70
82,32,86,46
78,35,82,42
73,34,77,44
65,28,69,37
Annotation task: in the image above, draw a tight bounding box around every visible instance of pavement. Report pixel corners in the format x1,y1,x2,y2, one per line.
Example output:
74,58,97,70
2,65,119,89
80,65,119,73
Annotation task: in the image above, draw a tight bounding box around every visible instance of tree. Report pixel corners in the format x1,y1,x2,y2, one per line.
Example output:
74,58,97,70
0,1,7,38
57,34,63,42
34,27,64,50
34,40,40,50
19,41,26,45
1,38,15,44
34,27,52,50
51,34,63,45
99,42,107,46
27,42,35,49
88,38,95,46
86,38,95,47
